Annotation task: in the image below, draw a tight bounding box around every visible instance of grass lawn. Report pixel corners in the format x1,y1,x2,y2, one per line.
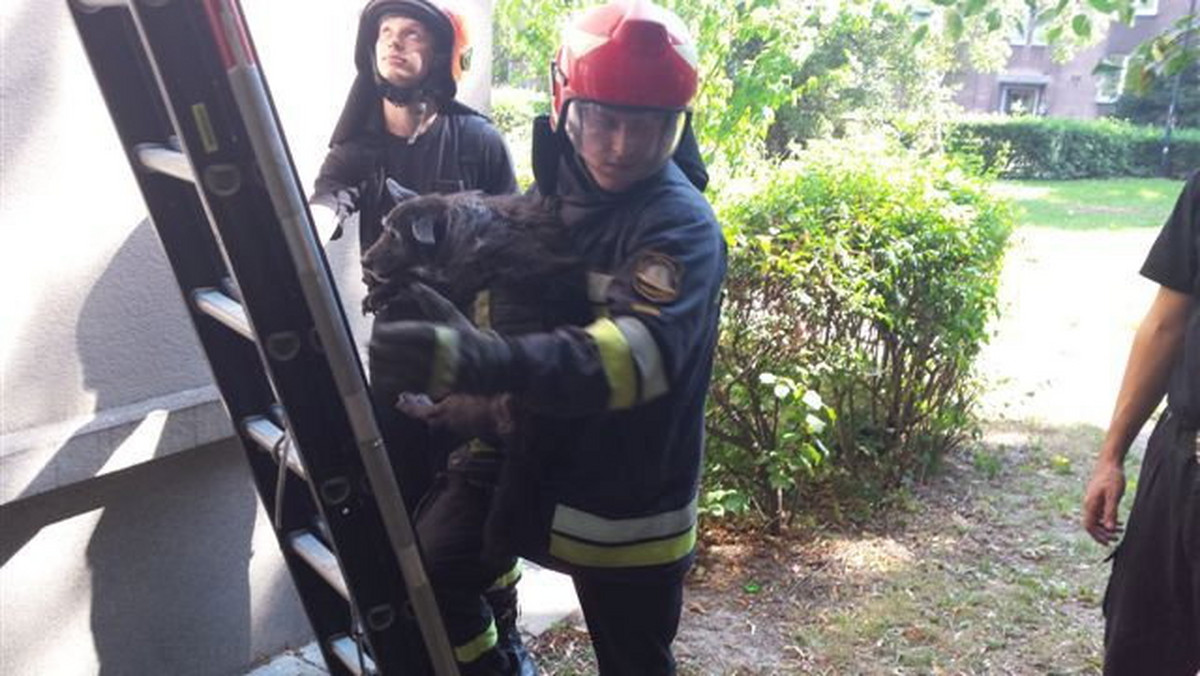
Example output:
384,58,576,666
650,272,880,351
992,177,1184,230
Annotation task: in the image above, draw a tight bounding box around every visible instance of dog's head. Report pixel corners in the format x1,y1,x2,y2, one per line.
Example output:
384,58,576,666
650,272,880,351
362,191,495,312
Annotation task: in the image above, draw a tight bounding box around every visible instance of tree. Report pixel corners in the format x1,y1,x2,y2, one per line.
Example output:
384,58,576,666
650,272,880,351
1113,64,1200,128
493,0,978,169
932,0,1198,94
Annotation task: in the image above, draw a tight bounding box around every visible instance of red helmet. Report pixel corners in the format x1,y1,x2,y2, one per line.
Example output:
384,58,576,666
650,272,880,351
550,0,699,191
551,0,698,119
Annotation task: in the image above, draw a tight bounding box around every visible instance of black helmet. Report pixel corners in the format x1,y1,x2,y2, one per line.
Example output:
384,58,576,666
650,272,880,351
355,0,469,106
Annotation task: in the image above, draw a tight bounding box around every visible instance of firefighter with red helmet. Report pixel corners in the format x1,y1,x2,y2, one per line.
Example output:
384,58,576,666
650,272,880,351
370,1,727,671
307,1,527,673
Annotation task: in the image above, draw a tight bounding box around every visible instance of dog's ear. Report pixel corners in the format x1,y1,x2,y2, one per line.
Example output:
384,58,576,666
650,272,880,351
411,214,437,246
385,178,418,205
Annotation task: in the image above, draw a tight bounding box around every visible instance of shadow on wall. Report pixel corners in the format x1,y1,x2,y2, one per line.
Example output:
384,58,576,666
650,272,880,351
0,221,259,674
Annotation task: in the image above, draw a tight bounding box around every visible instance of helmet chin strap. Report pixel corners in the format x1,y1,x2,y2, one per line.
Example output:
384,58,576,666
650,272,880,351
377,78,425,106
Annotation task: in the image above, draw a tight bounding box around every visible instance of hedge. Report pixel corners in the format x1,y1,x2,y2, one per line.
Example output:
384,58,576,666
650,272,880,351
946,116,1200,180
704,138,1013,529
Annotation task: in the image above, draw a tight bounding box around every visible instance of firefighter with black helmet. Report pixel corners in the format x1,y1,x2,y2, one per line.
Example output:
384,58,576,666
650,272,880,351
369,1,727,671
307,1,527,673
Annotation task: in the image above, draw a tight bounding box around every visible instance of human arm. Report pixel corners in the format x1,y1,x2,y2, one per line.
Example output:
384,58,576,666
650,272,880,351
309,141,374,242
369,200,726,416
1082,285,1190,544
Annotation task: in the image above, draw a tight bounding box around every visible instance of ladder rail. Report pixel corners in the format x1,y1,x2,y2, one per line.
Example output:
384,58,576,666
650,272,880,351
67,1,461,673
203,2,458,671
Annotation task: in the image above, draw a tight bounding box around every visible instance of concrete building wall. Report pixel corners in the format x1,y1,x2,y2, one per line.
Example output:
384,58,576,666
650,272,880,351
0,1,496,673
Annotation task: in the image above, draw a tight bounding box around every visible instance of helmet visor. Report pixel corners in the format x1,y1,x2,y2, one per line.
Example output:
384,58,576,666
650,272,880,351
564,100,688,191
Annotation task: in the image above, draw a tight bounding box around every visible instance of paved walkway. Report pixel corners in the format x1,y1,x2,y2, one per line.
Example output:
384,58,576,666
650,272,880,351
245,562,580,674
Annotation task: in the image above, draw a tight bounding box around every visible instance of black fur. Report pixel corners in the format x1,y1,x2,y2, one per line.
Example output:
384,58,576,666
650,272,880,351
361,191,583,322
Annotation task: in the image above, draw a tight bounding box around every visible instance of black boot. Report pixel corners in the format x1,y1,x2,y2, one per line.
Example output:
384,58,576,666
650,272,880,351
485,585,538,676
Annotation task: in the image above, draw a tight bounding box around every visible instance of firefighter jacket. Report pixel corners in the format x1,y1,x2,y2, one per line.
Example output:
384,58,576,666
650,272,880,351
492,147,727,582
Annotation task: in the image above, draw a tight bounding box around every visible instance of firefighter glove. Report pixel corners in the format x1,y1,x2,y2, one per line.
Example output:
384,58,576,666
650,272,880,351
369,283,518,398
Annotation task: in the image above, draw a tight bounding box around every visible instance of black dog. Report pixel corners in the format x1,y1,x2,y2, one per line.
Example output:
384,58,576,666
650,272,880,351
361,184,585,330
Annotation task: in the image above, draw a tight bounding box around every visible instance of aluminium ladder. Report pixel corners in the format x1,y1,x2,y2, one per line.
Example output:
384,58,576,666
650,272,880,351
66,1,459,673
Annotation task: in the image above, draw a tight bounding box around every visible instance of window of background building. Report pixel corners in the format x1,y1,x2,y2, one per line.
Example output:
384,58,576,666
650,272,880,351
1134,0,1159,17
1095,53,1129,103
1000,83,1046,114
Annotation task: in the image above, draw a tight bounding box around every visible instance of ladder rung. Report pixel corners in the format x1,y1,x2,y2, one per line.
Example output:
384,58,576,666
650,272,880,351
330,635,377,676
135,144,195,183
289,532,349,602
243,416,307,481
73,0,128,9
193,288,253,340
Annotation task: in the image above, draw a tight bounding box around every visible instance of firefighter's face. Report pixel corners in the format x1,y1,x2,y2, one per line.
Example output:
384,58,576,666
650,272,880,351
565,101,685,193
375,15,435,88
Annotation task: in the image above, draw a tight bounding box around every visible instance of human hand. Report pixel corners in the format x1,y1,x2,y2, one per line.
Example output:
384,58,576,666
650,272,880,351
369,283,515,398
1081,458,1125,546
395,392,505,438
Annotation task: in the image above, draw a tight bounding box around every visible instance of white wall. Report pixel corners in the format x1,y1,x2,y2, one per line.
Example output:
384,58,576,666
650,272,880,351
0,0,495,673
1,0,495,503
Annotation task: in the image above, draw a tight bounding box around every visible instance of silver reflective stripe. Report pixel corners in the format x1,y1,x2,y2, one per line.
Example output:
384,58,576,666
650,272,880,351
551,497,697,545
614,316,669,403
587,272,614,303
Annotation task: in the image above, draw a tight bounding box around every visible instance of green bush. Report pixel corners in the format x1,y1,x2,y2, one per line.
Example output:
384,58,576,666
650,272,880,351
946,116,1200,179
489,86,549,140
705,138,1012,529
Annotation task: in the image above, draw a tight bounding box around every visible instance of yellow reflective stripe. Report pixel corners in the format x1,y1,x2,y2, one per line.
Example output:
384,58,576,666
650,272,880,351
552,498,697,544
584,318,637,410
613,316,669,403
488,561,522,591
454,620,498,664
549,526,697,568
429,326,459,397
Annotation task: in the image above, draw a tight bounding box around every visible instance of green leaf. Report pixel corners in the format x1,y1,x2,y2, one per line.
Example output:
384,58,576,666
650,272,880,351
947,10,965,41
986,9,1003,32
1164,51,1192,77
911,23,930,45
743,580,762,594
963,0,986,17
1072,14,1092,39
1087,0,1116,12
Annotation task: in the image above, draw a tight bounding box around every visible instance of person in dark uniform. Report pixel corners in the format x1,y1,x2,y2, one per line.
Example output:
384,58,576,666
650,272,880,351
369,1,726,672
1082,171,1200,675
305,0,528,671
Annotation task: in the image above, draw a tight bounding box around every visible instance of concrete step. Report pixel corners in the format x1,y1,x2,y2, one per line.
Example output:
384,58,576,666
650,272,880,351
245,561,580,675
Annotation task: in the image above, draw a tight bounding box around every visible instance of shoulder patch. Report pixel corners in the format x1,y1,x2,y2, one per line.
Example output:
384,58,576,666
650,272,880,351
633,252,683,304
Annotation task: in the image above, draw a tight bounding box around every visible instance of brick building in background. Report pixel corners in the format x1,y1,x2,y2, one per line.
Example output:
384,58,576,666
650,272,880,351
955,0,1193,118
